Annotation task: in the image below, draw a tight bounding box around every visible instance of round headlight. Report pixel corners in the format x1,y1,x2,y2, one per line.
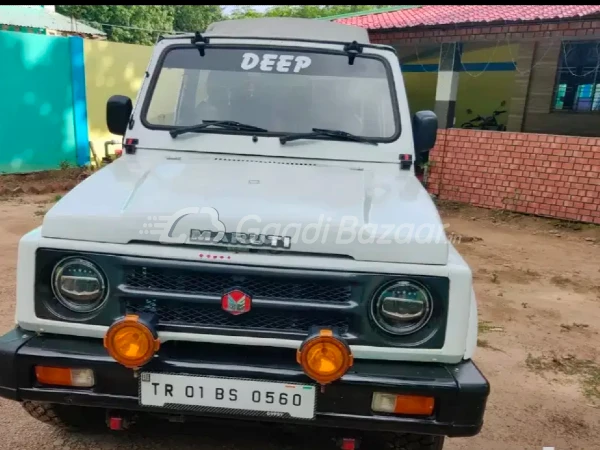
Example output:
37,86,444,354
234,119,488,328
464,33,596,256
370,280,433,336
51,257,108,313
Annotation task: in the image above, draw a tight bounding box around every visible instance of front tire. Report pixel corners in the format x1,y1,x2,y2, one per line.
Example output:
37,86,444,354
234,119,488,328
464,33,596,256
22,401,104,431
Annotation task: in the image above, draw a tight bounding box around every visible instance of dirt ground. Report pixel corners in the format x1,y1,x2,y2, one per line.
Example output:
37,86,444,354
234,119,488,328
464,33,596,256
0,191,598,450
0,168,87,196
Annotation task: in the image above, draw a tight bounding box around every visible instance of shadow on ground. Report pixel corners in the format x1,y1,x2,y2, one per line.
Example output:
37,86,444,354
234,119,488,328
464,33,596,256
56,418,362,450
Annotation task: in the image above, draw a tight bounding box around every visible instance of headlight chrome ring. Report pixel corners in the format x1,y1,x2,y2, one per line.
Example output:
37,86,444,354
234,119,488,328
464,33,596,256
370,279,433,336
51,257,108,313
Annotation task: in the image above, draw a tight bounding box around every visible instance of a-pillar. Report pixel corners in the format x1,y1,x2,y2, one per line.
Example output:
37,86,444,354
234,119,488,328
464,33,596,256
434,43,462,129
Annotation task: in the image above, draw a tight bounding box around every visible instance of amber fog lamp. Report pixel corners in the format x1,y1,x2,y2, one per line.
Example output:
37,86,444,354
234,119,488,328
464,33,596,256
103,314,160,369
296,328,353,385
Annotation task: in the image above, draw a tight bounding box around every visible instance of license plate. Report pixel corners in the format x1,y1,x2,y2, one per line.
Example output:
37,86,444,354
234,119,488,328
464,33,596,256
139,373,316,420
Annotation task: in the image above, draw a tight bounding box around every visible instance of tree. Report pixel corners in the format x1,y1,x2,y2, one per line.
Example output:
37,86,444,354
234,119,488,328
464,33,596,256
172,5,224,33
56,5,224,45
56,5,174,45
56,5,399,45
229,6,265,20
229,5,398,20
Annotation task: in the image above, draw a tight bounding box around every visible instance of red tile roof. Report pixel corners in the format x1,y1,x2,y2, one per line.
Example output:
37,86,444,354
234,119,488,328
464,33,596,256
334,5,600,30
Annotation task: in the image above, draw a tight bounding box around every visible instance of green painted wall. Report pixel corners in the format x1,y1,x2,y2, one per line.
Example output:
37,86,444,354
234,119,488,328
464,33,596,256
0,30,77,173
405,72,438,113
401,44,439,114
400,42,518,128
455,43,518,128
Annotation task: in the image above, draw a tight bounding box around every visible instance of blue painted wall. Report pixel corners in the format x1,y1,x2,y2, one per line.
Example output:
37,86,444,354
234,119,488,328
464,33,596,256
69,36,90,167
0,31,89,173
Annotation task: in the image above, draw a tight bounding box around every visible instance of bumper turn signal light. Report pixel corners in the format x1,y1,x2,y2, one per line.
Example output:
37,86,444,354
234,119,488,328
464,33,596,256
103,314,160,369
35,366,95,387
296,328,353,385
371,392,435,416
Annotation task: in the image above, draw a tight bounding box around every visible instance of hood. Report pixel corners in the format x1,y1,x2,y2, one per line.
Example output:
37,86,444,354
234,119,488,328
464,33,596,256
42,155,449,265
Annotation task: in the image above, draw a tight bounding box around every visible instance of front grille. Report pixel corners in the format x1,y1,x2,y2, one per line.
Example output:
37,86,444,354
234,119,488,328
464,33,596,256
124,266,352,303
125,298,350,334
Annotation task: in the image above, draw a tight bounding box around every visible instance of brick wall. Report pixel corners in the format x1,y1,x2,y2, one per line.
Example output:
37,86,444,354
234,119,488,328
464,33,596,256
368,19,600,45
427,129,600,224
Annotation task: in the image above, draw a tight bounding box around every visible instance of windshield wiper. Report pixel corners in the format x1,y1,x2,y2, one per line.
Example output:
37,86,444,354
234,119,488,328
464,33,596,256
279,128,378,145
170,120,268,138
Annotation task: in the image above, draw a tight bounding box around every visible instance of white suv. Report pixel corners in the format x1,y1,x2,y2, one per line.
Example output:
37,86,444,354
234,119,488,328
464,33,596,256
0,18,488,450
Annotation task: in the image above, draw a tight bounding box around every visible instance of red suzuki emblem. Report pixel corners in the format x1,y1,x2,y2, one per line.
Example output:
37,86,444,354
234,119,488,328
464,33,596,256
221,289,252,315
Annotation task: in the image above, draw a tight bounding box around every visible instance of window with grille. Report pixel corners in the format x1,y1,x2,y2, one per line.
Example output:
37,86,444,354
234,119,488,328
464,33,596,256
552,41,600,112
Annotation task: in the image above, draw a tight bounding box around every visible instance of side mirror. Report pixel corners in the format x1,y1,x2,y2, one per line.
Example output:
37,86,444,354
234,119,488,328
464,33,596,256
466,108,473,115
106,95,133,136
413,110,438,155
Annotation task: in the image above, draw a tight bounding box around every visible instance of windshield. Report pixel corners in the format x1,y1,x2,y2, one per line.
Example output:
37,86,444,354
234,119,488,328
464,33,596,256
143,46,399,140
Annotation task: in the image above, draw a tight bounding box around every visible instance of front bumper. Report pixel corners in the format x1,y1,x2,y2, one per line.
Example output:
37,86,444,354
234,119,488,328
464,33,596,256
0,327,489,437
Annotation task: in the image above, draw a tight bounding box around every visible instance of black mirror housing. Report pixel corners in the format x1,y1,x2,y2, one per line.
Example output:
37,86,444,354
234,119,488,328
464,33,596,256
106,95,133,136
413,110,438,154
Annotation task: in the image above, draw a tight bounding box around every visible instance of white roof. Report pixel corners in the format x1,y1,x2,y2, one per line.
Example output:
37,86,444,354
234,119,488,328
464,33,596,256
204,17,370,44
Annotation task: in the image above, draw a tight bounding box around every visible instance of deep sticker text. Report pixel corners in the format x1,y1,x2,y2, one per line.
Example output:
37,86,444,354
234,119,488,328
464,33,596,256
240,52,312,73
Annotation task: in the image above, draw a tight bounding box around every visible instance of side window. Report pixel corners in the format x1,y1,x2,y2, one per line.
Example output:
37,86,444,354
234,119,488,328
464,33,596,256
552,41,600,112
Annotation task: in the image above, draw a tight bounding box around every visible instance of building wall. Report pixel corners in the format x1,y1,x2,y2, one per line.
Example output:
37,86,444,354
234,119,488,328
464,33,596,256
399,42,518,127
521,40,600,137
0,30,81,173
370,18,600,137
399,44,438,114
456,42,517,128
0,31,159,173
427,128,600,224
83,40,152,159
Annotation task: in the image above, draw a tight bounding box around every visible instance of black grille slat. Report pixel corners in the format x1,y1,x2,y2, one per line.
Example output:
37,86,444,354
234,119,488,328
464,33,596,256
125,299,350,334
124,266,352,303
